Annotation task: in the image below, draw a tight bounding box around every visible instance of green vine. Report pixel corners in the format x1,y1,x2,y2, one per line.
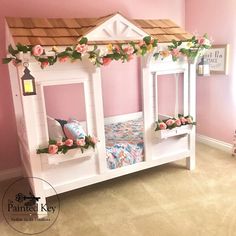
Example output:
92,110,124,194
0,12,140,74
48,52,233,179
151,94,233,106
37,135,98,155
155,114,196,131
2,34,211,69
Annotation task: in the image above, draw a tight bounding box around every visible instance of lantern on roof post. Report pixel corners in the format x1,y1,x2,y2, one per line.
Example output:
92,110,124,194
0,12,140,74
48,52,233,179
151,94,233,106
21,63,36,96
197,56,210,76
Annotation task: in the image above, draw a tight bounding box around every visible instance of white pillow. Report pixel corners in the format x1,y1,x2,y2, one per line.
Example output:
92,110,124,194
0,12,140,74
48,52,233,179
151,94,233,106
47,116,65,140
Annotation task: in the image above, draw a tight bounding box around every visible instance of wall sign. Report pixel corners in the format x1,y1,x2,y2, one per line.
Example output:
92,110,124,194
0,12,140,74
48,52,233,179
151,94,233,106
204,44,229,75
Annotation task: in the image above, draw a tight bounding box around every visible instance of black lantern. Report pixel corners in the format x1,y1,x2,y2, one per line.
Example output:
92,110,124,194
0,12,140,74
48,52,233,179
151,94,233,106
21,64,36,96
197,56,210,76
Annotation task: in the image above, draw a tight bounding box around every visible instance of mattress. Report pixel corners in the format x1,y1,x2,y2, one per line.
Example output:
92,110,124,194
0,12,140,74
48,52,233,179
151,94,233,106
105,118,144,169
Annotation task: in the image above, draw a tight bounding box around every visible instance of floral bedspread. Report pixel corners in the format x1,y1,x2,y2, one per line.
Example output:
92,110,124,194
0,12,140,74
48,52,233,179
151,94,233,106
105,118,144,169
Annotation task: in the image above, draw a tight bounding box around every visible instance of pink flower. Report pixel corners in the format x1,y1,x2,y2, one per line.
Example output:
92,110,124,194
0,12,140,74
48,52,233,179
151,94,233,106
41,61,49,69
159,122,167,130
48,145,58,154
123,45,134,54
76,138,85,146
59,56,68,63
56,140,64,146
32,45,44,56
175,119,182,126
102,57,112,66
171,48,181,58
90,136,99,144
166,119,175,127
197,36,210,46
65,139,73,147
75,44,88,54
180,117,187,125
186,117,193,124
113,45,120,52
197,37,206,45
12,59,19,67
138,41,145,47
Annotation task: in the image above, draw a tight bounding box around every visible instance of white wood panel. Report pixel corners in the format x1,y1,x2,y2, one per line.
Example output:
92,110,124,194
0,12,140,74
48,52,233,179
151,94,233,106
91,68,107,174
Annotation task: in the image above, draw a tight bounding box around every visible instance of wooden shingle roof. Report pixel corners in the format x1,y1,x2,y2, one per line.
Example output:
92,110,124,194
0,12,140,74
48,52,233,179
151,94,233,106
6,13,192,46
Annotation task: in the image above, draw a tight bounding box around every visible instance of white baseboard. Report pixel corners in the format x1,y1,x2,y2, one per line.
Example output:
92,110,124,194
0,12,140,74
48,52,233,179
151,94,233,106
196,134,232,153
0,167,22,182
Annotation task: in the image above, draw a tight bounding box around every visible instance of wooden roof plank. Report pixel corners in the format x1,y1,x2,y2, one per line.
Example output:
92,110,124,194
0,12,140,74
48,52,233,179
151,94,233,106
11,28,32,36
6,17,25,28
30,28,48,37
13,36,31,45
163,27,186,34
62,18,81,28
133,19,152,28
31,18,52,28
21,18,35,28
6,14,192,46
144,28,166,35
47,18,66,28
161,19,179,27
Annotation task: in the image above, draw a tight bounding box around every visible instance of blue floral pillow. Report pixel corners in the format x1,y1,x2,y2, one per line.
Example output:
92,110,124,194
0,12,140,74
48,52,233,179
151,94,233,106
63,119,86,140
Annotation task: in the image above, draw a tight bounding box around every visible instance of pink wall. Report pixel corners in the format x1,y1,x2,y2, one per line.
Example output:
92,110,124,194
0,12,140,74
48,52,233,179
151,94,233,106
44,84,86,121
0,0,186,171
185,0,236,143
158,74,184,117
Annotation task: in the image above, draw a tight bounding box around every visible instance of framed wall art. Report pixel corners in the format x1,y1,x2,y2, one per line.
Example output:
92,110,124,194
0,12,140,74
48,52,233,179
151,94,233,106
204,44,229,75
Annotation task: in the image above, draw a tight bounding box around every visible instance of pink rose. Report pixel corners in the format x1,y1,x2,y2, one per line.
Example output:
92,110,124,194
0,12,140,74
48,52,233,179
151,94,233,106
113,45,120,52
41,61,49,69
123,45,134,54
166,119,175,127
186,117,193,124
59,56,68,63
171,48,181,58
90,136,98,144
75,44,88,54
32,45,44,56
138,41,145,47
197,36,211,46
56,140,64,146
65,139,73,147
175,119,182,126
159,122,167,130
102,57,112,66
48,145,58,154
180,117,187,125
76,138,85,146
197,37,205,45
12,59,19,67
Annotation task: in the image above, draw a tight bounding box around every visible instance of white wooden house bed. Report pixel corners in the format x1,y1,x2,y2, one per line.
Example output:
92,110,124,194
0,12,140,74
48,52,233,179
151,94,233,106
5,13,196,213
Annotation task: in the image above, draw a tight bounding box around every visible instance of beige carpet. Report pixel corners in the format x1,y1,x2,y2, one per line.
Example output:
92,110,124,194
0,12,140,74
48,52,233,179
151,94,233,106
1,143,236,236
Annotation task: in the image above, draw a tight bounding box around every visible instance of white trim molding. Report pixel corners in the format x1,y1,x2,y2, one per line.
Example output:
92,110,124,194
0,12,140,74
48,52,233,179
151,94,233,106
0,167,22,182
196,134,232,153
104,112,143,124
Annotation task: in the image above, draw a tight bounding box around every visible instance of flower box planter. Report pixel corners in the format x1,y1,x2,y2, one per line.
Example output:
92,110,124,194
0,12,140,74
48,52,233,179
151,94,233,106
155,124,193,139
40,147,96,165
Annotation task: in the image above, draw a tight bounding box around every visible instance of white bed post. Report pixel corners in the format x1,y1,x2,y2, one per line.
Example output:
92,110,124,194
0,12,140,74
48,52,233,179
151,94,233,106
186,59,196,170
91,67,107,174
16,63,47,218
142,55,154,161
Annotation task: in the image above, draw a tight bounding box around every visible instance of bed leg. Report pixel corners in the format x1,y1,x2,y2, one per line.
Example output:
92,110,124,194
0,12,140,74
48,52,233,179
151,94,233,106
186,155,195,170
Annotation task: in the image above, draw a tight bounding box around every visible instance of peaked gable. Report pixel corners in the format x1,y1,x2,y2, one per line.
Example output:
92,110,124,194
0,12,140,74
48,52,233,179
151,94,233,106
84,13,148,44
